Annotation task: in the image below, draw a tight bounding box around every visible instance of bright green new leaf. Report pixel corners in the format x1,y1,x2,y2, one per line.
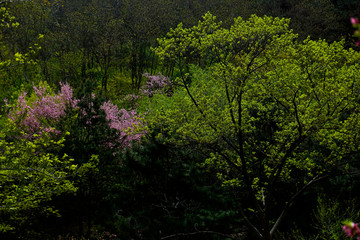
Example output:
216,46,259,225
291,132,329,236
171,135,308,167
148,13,360,240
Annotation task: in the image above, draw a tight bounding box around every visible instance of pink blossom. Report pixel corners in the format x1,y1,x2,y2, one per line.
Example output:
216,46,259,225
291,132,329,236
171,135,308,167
351,17,359,25
9,82,79,138
343,225,355,237
59,82,79,108
9,82,146,151
343,222,360,238
140,73,172,97
100,101,145,149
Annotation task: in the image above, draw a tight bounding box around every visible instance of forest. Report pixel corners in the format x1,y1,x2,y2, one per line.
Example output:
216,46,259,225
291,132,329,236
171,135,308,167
1,0,360,239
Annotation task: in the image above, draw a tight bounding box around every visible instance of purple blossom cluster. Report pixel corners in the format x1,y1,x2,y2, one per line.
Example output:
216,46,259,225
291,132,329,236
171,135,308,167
122,73,172,109
9,82,78,137
140,73,172,97
351,17,360,46
8,82,145,150
100,101,144,149
343,222,360,239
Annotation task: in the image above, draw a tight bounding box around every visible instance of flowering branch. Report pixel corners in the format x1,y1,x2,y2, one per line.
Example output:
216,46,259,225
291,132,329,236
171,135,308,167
9,82,78,138
8,82,146,151
140,73,173,97
343,221,360,239
100,100,146,150
350,17,360,46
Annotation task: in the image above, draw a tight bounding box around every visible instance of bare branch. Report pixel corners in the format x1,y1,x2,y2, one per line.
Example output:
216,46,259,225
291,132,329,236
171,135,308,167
239,206,263,239
270,173,328,236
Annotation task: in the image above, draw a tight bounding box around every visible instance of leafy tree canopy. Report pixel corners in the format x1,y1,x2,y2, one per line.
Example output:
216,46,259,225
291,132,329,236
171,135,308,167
145,13,360,239
0,118,77,233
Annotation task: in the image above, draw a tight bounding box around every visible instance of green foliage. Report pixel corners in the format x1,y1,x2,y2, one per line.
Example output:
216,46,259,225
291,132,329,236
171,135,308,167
149,13,360,239
251,0,351,41
285,0,344,41
279,193,360,240
112,132,243,239
312,194,359,240
0,6,43,101
0,118,76,235
0,6,18,30
1,0,359,238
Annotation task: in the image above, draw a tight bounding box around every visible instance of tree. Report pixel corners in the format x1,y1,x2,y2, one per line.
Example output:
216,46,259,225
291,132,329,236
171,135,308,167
8,81,78,138
5,79,146,237
0,118,77,235
146,13,360,239
251,0,350,42
8,81,145,155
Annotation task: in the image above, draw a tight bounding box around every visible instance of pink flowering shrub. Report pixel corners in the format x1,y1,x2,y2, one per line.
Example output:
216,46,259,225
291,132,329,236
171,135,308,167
122,73,172,109
9,82,78,138
8,82,145,150
343,221,360,239
140,73,172,97
351,17,360,46
100,101,145,149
